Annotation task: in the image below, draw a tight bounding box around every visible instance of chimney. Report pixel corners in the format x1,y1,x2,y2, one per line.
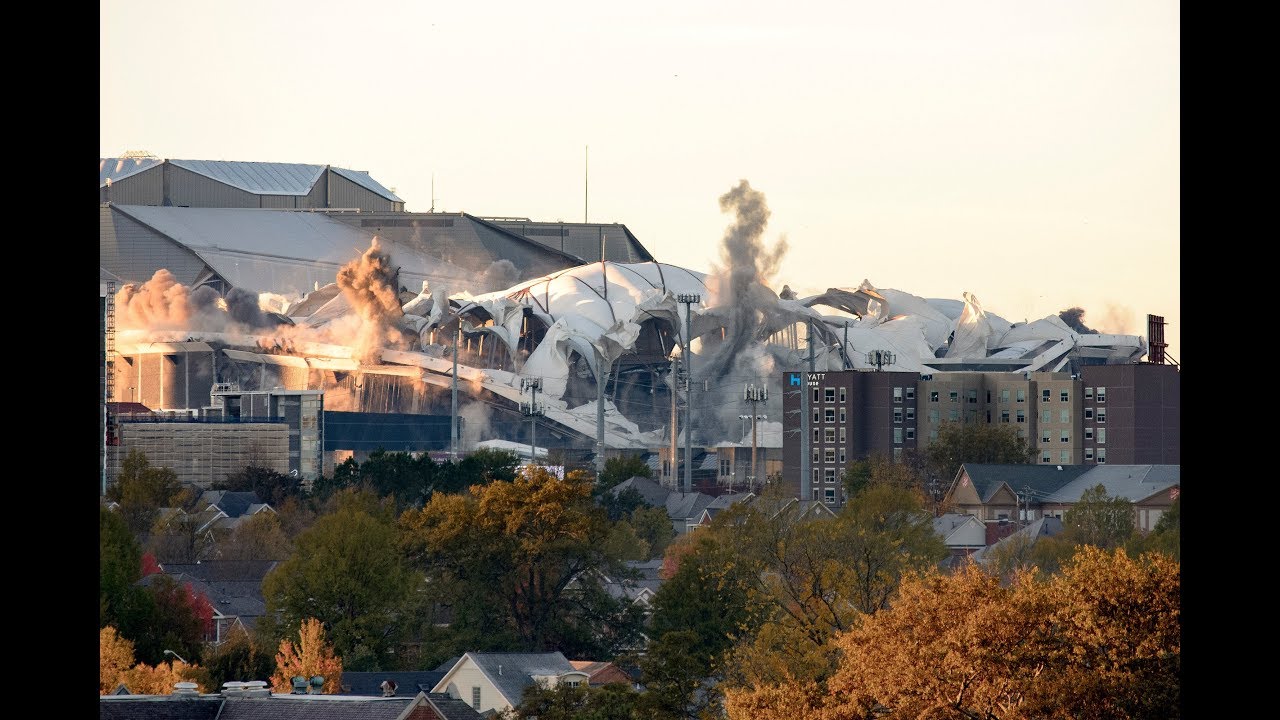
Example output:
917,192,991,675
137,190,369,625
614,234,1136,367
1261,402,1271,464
172,682,199,696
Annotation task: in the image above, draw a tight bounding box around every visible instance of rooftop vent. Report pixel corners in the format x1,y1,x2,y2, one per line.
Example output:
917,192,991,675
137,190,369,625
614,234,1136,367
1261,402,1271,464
243,680,271,698
223,681,247,697
173,682,199,696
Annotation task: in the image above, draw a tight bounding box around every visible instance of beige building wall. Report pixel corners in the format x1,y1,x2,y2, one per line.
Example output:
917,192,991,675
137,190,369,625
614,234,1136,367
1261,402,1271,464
107,422,289,489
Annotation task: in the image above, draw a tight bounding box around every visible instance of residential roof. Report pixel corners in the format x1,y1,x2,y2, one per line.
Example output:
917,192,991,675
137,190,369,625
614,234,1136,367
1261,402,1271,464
422,692,486,720
339,672,447,697
159,560,279,582
664,492,714,521
972,516,1066,564
439,652,575,708
610,476,673,507
1044,464,1180,504
958,463,1091,503
216,694,419,719
99,696,224,719
200,490,264,518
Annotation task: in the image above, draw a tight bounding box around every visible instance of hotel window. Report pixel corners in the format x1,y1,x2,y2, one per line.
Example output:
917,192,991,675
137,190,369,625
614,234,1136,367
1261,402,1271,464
812,448,820,464
824,487,836,503
813,388,820,403
1000,389,1009,403
905,428,915,440
824,448,836,463
1097,408,1106,423
812,487,821,500
1041,409,1051,424
1016,410,1025,423
839,427,846,443
813,469,820,484
1085,448,1094,460
1016,389,1026,403
949,409,959,422
967,389,977,404
1042,389,1051,402
905,387,915,400
1060,431,1070,443
893,447,903,460
1085,428,1094,440
1060,451,1070,464
1097,387,1106,403
839,447,846,463
930,391,939,402
1060,390,1069,402
840,388,847,402
1041,430,1051,444
894,387,903,403
839,408,846,423
906,408,915,421
1097,428,1106,444
949,390,959,403
894,408,903,423
812,428,820,443
929,409,940,423
1000,410,1010,423
824,468,836,483
894,427,903,444
813,409,820,423
824,408,836,423
986,390,992,403
1084,408,1094,420
1085,387,1094,399
1097,448,1107,463
1042,452,1052,464
824,428,836,443
929,430,939,441
1060,409,1070,423
720,457,732,476
825,387,836,402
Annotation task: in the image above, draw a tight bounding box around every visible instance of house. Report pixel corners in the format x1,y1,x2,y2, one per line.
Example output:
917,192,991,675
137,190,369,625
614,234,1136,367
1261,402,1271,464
340,671,448,698
971,516,1066,567
609,476,717,535
689,493,837,531
154,560,278,643
100,682,483,719
198,490,276,533
1039,464,1179,532
432,652,590,715
932,513,988,558
568,660,635,687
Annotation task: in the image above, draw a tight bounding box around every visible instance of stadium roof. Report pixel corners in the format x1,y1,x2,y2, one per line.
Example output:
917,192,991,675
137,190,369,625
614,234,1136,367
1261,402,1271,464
99,157,403,202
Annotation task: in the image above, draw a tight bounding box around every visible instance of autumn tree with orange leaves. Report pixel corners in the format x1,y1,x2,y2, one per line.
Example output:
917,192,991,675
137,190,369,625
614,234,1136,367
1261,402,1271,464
272,618,343,694
101,625,205,695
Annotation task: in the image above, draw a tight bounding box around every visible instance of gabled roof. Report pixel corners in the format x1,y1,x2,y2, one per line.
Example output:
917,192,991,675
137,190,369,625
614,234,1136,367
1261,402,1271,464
1043,464,1179,504
216,694,422,719
422,692,486,719
200,490,265,518
664,492,714,521
957,463,1091,503
435,652,575,708
330,166,404,202
610,476,672,507
340,671,447,697
169,159,326,196
99,696,223,719
100,156,164,186
972,516,1066,564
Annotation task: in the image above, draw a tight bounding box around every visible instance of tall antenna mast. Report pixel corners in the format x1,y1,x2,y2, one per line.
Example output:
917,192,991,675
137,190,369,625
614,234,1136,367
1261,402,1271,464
430,173,436,213
584,145,589,223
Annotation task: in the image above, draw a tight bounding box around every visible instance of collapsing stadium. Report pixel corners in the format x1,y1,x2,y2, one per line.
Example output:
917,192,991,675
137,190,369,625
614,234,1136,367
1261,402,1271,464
104,178,1149,459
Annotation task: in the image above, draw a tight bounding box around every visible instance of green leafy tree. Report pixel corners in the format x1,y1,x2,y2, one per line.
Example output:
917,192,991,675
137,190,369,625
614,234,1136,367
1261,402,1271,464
100,506,152,633
507,681,642,720
218,511,293,562
107,449,184,535
260,495,419,670
597,454,653,494
201,624,276,690
1127,496,1179,562
841,451,924,500
130,574,213,666
215,465,303,507
630,504,675,560
1061,483,1136,550
923,422,1034,499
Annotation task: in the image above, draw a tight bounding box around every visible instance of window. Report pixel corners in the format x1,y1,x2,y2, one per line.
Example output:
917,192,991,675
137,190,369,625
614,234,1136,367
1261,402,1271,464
1061,390,1069,402
824,468,836,483
1097,408,1106,423
1085,387,1094,400
720,457,732,476
1041,430,1051,444
906,427,916,440
824,428,836,443
1000,410,1010,423
930,390,939,402
1060,451,1070,464
813,469,820,484
1097,448,1107,463
812,388,820,403
894,427,903,444
967,389,977,404
1042,389,1051,402
840,387,847,402
824,408,836,423
812,487,821,500
1016,389,1026,403
839,408,846,423
929,409,940,423
824,387,836,402
906,387,915,400
1041,409,1051,424
472,687,481,710
986,390,992,403
1060,431,1070,443
812,447,820,464
949,390,959,403
1001,389,1010,403
893,408,903,423
1085,428,1094,440
824,487,836,503
1059,409,1070,423
1084,408,1094,420
839,427,846,443
1085,448,1094,461
1097,428,1106,444
812,428,820,443
1042,452,1051,463
893,387,903,403
812,409,820,423
906,407,915,421
1016,410,1025,423
893,447,903,461
949,409,959,422
839,447,846,463
929,430,939,441
824,448,836,463
1096,387,1106,403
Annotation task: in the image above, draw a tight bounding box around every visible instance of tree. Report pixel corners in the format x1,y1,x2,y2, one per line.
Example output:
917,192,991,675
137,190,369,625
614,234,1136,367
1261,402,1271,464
507,682,642,720
146,510,215,564
100,626,137,694
1061,483,1135,550
215,465,302,507
923,422,1034,498
106,449,184,535
1128,496,1179,562
201,624,277,690
271,618,343,694
260,496,417,670
841,451,924,500
630,504,675,560
597,454,652,494
130,575,213,666
218,511,292,561
103,624,206,695
101,506,149,631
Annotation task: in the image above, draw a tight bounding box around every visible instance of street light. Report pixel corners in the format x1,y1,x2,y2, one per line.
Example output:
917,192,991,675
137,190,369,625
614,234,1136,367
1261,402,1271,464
163,649,189,665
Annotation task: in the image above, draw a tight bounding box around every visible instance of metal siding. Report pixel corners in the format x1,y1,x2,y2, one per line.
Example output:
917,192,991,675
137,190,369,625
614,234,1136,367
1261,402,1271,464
101,207,208,285
260,195,297,209
330,173,396,211
169,165,261,208
102,165,164,205
305,174,327,208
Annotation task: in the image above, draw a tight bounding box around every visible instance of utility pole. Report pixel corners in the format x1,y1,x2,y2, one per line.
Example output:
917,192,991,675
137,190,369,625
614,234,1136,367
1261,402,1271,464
744,382,768,491
677,294,700,493
451,321,460,461
521,377,544,465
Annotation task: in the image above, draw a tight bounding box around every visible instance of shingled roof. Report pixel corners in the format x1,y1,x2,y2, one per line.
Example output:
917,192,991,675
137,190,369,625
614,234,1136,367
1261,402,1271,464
958,463,1090,502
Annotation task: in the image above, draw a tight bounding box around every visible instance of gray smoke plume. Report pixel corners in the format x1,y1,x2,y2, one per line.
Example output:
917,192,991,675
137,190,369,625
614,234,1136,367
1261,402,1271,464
695,180,790,443
459,401,493,450
1059,307,1097,334
482,259,520,293
337,237,408,363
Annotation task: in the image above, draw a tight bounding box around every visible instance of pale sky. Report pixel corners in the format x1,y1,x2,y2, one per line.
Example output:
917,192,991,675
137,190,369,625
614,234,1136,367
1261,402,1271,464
101,0,1179,361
